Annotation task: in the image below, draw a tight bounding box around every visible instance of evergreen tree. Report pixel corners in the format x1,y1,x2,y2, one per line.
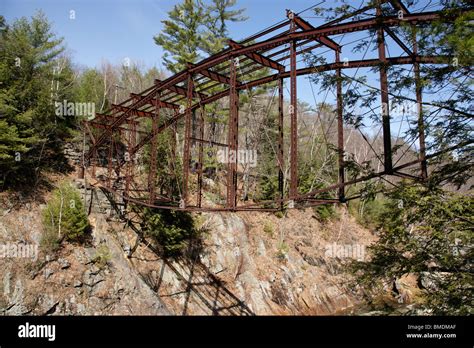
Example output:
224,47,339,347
42,181,90,250
353,184,473,315
0,12,76,188
154,0,247,73
154,0,206,73
201,0,248,54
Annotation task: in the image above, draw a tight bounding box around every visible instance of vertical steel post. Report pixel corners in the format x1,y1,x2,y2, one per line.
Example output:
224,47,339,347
335,50,345,201
289,19,298,198
278,77,285,209
78,126,85,180
412,26,428,179
182,73,193,207
169,123,177,200
91,145,97,179
197,105,205,208
125,121,136,200
377,4,393,173
148,93,160,204
227,57,239,209
115,129,122,185
107,132,114,188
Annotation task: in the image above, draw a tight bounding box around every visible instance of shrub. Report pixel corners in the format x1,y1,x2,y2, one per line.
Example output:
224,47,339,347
263,221,274,237
348,195,388,228
312,204,337,222
42,182,90,247
352,184,474,315
274,211,284,219
276,242,289,261
92,244,111,268
143,208,198,257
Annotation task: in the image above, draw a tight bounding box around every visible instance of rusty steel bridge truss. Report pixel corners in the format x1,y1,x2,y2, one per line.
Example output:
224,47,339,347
82,0,470,212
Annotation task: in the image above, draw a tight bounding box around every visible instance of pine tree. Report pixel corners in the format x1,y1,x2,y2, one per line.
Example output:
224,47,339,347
154,0,247,73
154,0,206,74
0,12,76,188
201,0,248,55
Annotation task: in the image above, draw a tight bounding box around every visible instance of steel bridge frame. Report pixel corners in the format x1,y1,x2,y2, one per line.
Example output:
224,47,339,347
82,0,467,212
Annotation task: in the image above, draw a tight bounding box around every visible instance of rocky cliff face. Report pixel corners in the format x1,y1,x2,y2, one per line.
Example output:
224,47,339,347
199,209,375,315
0,175,376,316
114,204,376,315
0,190,169,315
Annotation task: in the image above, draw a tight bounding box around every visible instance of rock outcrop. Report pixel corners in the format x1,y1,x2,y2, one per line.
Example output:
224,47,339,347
0,174,377,316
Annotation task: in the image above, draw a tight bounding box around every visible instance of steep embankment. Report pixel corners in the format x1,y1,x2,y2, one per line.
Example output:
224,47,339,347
0,175,376,316
127,207,376,315
0,188,169,315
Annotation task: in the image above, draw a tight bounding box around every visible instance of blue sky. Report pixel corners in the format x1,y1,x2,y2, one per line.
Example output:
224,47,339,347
2,0,353,106
2,0,331,70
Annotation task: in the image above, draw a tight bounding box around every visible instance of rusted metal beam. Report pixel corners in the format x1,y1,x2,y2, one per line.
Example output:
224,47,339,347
289,19,298,198
124,121,136,201
130,93,180,110
278,77,284,209
240,20,291,45
147,93,160,204
111,104,158,119
289,11,340,51
94,113,139,125
226,57,239,209
242,56,446,88
86,85,161,160
412,26,427,179
388,0,409,14
228,39,285,72
197,106,205,208
230,12,441,58
377,4,393,173
190,137,228,148
319,4,375,28
107,132,114,188
189,63,239,86
155,79,206,99
384,27,413,56
86,10,444,163
182,74,194,207
335,51,345,202
87,121,144,133
123,55,447,167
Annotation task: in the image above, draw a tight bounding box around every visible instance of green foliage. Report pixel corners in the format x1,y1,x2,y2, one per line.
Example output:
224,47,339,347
42,182,90,247
253,100,281,202
274,210,284,219
276,241,289,261
352,183,473,315
312,203,337,223
92,244,111,269
142,208,199,257
75,68,107,110
143,122,182,200
154,0,246,73
349,196,387,228
154,0,206,73
0,12,76,188
263,221,274,237
201,0,248,55
348,181,388,228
